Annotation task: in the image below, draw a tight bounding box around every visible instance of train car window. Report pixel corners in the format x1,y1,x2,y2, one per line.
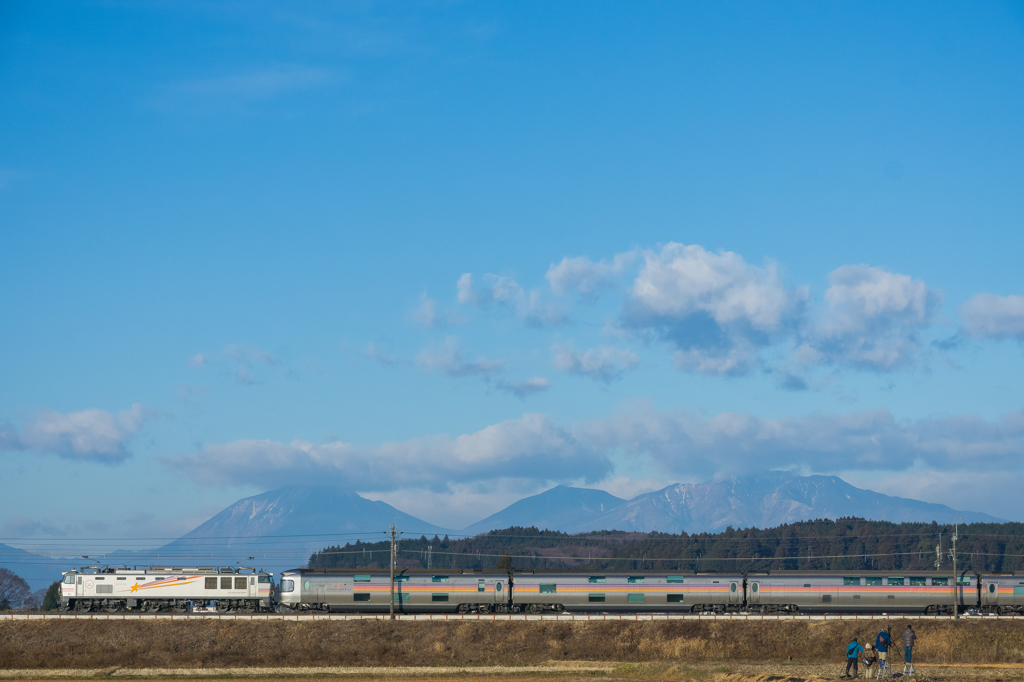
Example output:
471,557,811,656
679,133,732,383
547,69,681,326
280,580,294,593
395,576,409,582
932,577,948,586
628,576,644,584
752,583,759,593
989,583,997,593
432,576,449,583
117,577,126,581
628,594,645,603
731,583,737,592
667,594,685,603
588,576,605,583
843,577,860,585
957,576,972,585
496,582,502,592
77,577,82,585
178,577,187,581
432,594,449,602
221,577,232,589
803,584,811,588
588,594,605,603
887,577,905,586
354,575,371,583
540,584,557,594
1014,587,1024,596
393,593,410,603
478,580,485,592
667,576,684,583
154,577,165,581
821,595,832,603
63,575,75,584
354,593,370,602
304,581,310,591
865,577,882,586
258,575,270,583
909,577,927,586
96,577,105,580
205,578,217,589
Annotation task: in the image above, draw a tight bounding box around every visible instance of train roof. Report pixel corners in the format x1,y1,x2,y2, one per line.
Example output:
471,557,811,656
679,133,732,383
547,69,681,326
65,566,272,575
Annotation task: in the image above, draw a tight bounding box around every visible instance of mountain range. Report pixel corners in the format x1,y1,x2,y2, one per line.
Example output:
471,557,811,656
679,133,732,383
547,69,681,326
2,470,1004,591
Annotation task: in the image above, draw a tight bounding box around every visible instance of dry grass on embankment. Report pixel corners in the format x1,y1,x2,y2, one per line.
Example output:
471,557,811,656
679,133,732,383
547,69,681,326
2,620,1024,670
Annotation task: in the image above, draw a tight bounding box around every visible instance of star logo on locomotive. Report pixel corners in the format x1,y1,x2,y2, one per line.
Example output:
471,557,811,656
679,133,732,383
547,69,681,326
130,583,139,592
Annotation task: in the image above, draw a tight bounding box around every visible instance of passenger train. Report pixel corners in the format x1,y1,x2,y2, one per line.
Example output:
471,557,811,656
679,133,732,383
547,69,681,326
59,566,1024,615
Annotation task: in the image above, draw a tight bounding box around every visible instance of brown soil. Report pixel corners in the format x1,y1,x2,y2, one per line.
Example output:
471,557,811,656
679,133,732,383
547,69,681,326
2,620,1024,671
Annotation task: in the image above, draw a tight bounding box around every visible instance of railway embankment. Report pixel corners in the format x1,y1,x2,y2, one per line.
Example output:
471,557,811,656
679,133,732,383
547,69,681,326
2,619,1024,670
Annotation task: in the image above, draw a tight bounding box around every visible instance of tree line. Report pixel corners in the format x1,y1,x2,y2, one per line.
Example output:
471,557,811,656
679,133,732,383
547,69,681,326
0,568,60,611
307,518,1024,574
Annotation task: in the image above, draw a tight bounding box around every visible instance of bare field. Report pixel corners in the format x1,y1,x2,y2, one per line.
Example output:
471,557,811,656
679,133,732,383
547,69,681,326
2,620,1024,674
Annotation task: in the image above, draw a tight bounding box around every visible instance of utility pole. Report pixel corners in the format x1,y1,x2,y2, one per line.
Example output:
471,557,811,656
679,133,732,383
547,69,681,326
951,518,960,620
389,519,399,621
935,530,943,570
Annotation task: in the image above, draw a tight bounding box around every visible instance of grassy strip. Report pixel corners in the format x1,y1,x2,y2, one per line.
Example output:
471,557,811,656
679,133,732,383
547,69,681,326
3,620,1024,670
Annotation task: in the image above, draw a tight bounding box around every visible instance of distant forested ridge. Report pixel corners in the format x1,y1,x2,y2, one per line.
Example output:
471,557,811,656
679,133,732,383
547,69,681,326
308,518,1024,574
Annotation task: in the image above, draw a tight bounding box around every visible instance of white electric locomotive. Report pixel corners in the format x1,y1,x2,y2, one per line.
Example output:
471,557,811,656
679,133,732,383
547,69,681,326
60,565,274,613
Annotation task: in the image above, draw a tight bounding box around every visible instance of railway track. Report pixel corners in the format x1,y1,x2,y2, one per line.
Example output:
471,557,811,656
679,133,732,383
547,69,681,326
4,612,1021,621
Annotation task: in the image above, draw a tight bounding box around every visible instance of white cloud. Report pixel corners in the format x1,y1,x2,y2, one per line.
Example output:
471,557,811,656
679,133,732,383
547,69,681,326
456,273,566,327
191,344,279,384
15,404,151,463
363,342,395,366
960,293,1024,340
621,243,805,375
801,265,943,370
166,413,611,491
410,293,466,328
552,345,640,383
495,377,551,399
417,338,504,377
546,252,636,297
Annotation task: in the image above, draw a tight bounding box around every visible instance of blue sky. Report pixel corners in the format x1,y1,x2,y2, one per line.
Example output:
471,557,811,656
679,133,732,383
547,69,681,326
2,1,1023,545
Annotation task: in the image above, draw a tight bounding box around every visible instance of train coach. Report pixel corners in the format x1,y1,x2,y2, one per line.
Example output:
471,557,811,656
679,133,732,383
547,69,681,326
277,568,746,614
59,566,275,613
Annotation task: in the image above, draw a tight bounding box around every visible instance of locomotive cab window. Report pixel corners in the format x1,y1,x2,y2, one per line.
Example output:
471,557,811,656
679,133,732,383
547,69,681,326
258,575,270,583
280,580,294,593
628,576,644,584
63,575,74,584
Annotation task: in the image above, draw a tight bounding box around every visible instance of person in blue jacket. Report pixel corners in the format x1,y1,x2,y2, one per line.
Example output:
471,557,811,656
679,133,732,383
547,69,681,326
844,638,865,678
876,630,892,677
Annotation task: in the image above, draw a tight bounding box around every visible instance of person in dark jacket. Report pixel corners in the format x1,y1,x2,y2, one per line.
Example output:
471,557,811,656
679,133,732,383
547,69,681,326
876,630,891,677
844,638,865,678
902,625,917,674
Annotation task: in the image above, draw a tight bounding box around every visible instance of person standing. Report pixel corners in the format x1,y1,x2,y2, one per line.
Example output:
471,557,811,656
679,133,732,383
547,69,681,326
844,638,865,678
875,630,892,678
862,643,879,678
902,625,917,675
